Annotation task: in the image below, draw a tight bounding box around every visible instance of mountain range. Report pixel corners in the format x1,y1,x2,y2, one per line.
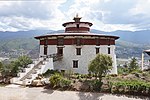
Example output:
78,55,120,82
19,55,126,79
0,29,150,44
0,29,150,58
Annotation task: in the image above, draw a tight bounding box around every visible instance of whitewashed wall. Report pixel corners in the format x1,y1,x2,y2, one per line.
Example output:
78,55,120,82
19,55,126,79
39,45,118,74
65,23,90,28
39,45,44,56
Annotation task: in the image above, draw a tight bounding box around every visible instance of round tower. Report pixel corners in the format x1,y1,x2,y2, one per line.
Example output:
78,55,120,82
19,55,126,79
35,15,119,74
62,14,93,33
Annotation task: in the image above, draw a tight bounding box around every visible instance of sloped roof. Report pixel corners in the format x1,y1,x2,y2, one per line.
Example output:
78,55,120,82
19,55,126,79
34,32,119,40
144,49,150,56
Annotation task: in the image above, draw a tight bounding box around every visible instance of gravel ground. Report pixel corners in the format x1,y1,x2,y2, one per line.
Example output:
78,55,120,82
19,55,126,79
0,86,149,100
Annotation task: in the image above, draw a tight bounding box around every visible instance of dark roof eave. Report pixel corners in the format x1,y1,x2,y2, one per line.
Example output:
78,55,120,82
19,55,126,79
34,34,119,40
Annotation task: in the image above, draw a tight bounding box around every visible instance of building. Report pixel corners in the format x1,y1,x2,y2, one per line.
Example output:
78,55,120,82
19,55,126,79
35,15,119,74
141,49,150,70
11,15,119,85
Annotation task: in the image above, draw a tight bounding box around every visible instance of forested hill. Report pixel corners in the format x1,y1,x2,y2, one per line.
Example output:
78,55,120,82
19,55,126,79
1,29,150,44
0,29,150,58
0,30,52,40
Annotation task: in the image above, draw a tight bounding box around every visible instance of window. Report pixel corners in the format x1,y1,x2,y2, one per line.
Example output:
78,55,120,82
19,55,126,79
57,38,64,46
76,38,81,46
96,38,99,46
44,46,47,55
57,47,63,55
96,48,99,54
45,39,48,45
108,47,110,54
77,24,79,28
76,48,81,55
73,60,78,68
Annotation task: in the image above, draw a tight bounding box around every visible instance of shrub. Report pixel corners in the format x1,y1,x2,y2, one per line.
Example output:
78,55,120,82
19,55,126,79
60,78,71,88
49,74,71,88
92,80,103,91
49,74,62,88
109,80,150,96
128,57,139,72
118,67,129,74
43,69,60,77
64,70,73,79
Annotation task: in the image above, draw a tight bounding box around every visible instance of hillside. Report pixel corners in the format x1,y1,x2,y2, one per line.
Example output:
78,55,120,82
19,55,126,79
0,30,52,40
0,29,150,59
55,29,150,44
116,40,150,58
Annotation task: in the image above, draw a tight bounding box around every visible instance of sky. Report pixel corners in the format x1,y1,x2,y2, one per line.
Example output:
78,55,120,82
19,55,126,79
0,0,150,32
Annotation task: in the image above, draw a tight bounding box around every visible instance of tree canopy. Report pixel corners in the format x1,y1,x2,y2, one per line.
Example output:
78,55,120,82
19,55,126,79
88,54,113,81
0,56,32,77
128,57,139,72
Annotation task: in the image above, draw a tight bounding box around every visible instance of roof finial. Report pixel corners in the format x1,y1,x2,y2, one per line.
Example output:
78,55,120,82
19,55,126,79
73,13,81,22
76,13,79,18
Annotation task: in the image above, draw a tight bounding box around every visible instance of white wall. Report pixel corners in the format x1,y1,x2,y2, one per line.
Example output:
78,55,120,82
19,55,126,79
39,45,44,56
40,58,54,74
39,45,57,56
66,23,90,28
47,45,57,55
41,45,118,74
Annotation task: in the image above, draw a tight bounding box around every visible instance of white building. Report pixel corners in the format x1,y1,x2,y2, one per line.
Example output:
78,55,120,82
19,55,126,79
35,15,119,74
11,15,119,85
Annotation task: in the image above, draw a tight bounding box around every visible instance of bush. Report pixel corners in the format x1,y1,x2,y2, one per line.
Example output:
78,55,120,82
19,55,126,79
92,80,103,91
49,74,62,88
64,70,73,79
43,69,60,77
118,67,129,74
60,78,71,88
109,80,150,96
49,74,71,88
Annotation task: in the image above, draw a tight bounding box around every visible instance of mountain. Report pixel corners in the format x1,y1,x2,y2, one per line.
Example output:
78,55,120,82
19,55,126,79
0,29,150,59
0,30,53,40
91,29,150,44
0,29,150,44
54,29,150,44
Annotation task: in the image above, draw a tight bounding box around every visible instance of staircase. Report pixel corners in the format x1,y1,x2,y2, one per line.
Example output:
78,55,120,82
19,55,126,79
20,60,43,81
10,53,63,85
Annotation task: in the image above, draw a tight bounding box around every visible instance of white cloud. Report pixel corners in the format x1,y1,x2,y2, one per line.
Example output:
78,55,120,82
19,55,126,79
0,0,150,32
129,0,150,15
65,0,150,32
0,0,66,32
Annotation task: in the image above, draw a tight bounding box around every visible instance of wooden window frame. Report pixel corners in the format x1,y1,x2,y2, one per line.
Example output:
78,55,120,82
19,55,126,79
44,45,47,55
76,48,81,55
96,48,99,54
76,38,81,46
96,38,100,46
77,24,79,28
73,60,78,68
108,47,110,54
57,38,64,46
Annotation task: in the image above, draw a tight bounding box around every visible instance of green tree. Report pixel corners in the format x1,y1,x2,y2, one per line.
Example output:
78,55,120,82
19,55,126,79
0,62,4,76
88,54,113,82
128,57,139,72
11,55,33,76
0,62,3,71
0,62,13,77
0,56,33,77
16,56,32,68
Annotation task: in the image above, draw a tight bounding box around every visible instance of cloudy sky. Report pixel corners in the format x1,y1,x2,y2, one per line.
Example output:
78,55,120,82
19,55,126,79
0,0,150,32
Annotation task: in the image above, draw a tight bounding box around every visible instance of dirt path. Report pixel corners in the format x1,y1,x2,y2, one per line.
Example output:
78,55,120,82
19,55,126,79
0,86,149,100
